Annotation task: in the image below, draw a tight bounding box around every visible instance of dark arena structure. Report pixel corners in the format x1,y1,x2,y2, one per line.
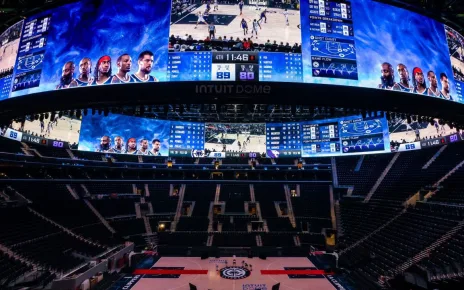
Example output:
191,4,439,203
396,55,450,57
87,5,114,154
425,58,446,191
1,1,464,290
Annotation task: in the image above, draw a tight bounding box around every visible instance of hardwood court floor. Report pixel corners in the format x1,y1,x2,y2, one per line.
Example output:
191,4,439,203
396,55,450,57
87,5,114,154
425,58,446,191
131,256,336,290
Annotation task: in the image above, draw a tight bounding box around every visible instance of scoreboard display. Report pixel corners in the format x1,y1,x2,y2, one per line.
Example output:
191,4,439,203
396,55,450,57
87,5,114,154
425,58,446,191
0,0,462,104
211,52,259,82
301,120,341,156
266,123,301,158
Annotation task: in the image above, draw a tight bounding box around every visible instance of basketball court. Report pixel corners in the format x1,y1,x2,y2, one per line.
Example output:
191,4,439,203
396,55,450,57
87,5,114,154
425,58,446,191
389,119,456,143
11,115,81,144
170,4,302,45
205,133,266,153
112,257,339,290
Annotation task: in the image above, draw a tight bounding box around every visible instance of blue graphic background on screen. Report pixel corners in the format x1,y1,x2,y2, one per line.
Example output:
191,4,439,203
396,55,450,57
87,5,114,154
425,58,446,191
300,0,459,102
259,53,303,82
167,52,212,81
169,121,205,149
78,114,170,156
10,0,170,98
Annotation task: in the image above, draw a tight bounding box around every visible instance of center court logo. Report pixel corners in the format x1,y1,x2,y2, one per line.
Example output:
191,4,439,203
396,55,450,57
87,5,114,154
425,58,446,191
220,266,251,280
195,84,271,94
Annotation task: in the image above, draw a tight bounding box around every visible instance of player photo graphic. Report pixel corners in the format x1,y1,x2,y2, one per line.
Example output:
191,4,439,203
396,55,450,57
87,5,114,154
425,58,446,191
92,55,112,85
378,62,397,90
138,139,151,155
109,136,125,153
395,63,413,92
439,73,453,101
412,67,431,95
132,51,159,83
76,57,94,86
96,135,111,152
150,139,161,156
427,71,441,97
56,61,78,89
126,137,138,154
111,54,134,84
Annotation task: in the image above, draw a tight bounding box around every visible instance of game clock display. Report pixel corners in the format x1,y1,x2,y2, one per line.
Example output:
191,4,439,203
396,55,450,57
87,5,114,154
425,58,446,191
212,52,259,81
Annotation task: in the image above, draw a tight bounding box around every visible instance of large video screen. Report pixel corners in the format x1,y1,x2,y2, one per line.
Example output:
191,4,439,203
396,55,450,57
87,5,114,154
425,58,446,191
3,111,463,157
0,0,463,103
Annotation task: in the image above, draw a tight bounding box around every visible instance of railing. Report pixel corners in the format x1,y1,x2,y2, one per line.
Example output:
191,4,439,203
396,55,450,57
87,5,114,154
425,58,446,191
135,203,142,218
364,153,400,202
386,219,464,280
174,184,186,222
432,160,464,187
283,185,296,228
208,202,214,232
28,207,104,247
66,149,75,159
66,185,79,199
331,157,339,187
329,185,336,230
355,155,365,172
215,184,221,203
422,145,447,169
143,216,153,235
249,184,256,202
334,200,343,237
83,199,116,234
207,234,214,246
339,208,406,255
144,184,150,197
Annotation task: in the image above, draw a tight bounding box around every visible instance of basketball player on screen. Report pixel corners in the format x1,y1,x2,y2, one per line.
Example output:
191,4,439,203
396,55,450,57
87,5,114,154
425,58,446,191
111,54,134,84
439,73,453,101
195,11,208,28
109,136,125,153
92,55,112,85
96,135,111,152
76,57,93,86
151,139,162,156
138,139,151,155
56,61,78,89
238,0,244,15
251,19,261,39
378,62,397,90
126,137,138,154
412,67,431,95
132,51,159,82
240,18,249,35
427,71,441,97
395,63,413,92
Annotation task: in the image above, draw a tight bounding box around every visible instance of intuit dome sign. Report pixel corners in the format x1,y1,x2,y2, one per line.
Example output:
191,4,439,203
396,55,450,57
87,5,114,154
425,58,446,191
195,84,271,95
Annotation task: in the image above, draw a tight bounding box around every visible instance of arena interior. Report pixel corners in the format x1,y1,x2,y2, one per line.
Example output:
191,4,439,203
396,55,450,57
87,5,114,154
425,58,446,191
1,1,464,290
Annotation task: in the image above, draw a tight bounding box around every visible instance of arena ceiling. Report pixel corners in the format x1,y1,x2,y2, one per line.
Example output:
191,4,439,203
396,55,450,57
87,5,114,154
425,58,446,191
0,0,463,33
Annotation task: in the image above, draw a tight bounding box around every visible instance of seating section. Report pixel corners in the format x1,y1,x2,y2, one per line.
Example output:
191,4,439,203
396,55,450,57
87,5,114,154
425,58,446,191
0,252,32,286
213,233,256,247
336,154,393,196
220,216,258,232
341,203,461,285
73,151,106,161
184,184,216,216
430,166,464,204
254,184,285,218
220,184,250,213
261,233,295,247
148,184,178,213
266,217,295,232
13,232,105,272
293,184,331,218
73,223,115,245
33,146,71,158
110,218,146,236
0,137,24,154
90,199,136,217
176,217,209,231
158,232,207,247
86,183,134,195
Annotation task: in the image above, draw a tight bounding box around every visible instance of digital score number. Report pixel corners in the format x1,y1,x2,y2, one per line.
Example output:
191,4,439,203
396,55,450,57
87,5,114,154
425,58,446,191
212,52,259,82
